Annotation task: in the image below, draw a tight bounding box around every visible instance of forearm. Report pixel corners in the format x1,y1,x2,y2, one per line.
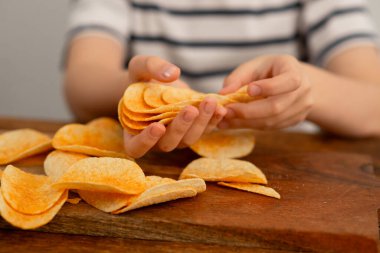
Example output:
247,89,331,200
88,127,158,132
65,65,127,122
64,35,126,122
304,63,380,137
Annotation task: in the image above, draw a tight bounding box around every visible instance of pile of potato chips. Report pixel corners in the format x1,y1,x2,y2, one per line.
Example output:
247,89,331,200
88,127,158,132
0,118,205,229
186,130,280,199
0,83,278,231
118,82,258,134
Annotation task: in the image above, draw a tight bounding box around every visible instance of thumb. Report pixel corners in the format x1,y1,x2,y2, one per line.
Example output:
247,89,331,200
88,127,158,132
128,55,181,84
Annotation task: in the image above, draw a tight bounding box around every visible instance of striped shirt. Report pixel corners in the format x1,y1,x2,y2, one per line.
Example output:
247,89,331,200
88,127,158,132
67,0,379,93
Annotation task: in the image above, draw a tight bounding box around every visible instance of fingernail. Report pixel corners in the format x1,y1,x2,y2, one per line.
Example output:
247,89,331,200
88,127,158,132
162,65,177,78
182,110,195,122
149,125,162,138
248,85,262,96
224,108,235,119
203,100,216,114
218,121,229,129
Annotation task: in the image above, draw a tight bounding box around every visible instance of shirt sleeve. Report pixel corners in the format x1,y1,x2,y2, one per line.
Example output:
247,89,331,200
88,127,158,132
67,0,129,44
300,0,379,67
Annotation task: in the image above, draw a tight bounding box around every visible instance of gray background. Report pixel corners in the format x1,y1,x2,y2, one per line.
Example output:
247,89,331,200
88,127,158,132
1,0,380,121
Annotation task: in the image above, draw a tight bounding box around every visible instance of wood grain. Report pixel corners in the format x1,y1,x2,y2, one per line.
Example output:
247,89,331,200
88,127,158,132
1,152,378,252
0,230,297,253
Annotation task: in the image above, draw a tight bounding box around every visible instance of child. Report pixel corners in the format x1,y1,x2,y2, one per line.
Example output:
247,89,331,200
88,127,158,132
64,0,380,158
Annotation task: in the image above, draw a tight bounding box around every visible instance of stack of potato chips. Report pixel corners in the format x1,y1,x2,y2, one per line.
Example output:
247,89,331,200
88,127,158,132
118,82,257,134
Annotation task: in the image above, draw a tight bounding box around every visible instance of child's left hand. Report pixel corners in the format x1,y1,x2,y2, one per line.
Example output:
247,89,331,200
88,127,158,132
219,55,314,130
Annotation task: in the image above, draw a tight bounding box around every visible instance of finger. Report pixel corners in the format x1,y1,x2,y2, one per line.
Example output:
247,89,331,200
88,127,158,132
225,90,298,120
157,106,199,152
123,123,166,158
272,111,309,129
150,78,190,88
204,105,227,134
181,98,218,145
220,92,312,130
128,55,181,83
220,60,263,95
219,109,307,130
247,72,302,97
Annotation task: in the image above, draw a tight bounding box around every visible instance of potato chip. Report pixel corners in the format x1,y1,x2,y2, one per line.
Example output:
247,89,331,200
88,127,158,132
114,179,200,214
0,129,52,165
119,113,174,130
225,85,264,103
172,178,206,193
162,87,204,104
123,83,202,113
78,175,176,213
44,150,88,182
52,120,130,159
0,189,68,230
87,117,122,132
143,83,169,108
78,191,132,213
190,129,255,159
12,153,47,167
1,165,65,215
121,119,174,135
66,197,81,204
179,158,267,184
122,83,156,113
120,124,141,136
145,175,176,188
121,105,177,122
218,182,280,199
161,86,233,105
53,157,146,194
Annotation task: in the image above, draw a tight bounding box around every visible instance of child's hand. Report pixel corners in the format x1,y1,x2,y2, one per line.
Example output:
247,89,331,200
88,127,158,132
123,55,227,158
218,55,313,130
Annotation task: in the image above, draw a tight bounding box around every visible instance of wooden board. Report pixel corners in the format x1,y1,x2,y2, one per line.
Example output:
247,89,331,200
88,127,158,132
0,149,379,253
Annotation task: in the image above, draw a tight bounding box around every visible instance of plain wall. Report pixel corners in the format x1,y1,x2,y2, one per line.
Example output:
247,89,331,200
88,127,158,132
1,0,380,121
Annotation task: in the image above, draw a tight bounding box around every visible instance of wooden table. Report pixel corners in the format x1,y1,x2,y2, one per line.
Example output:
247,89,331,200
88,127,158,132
0,117,379,253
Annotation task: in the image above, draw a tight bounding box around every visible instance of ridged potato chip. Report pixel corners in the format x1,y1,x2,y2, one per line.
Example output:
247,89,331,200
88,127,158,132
12,153,47,167
1,165,65,215
122,83,202,114
52,118,130,159
113,179,203,214
53,157,146,194
0,129,52,165
78,191,132,213
143,83,170,107
79,176,176,213
87,117,122,131
190,129,255,159
179,158,267,184
162,87,204,104
218,182,280,199
145,175,176,188
171,178,206,193
66,197,81,204
44,150,88,182
0,189,68,230
121,104,177,122
226,86,263,103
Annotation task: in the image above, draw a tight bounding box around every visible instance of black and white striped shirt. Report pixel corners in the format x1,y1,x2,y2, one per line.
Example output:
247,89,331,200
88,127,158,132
67,0,379,93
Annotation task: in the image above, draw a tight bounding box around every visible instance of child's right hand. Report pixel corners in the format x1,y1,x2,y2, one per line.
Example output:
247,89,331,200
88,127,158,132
123,56,227,158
